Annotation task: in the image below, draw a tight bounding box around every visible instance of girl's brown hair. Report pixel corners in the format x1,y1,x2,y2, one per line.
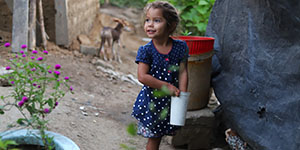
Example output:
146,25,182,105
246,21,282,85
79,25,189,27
144,1,180,35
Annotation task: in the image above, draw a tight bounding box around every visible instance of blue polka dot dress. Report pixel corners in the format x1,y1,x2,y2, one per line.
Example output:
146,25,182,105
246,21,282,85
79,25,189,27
132,38,189,137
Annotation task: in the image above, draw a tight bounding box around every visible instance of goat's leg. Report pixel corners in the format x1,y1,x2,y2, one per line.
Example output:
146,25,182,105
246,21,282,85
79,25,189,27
116,40,122,63
111,41,116,61
99,38,105,57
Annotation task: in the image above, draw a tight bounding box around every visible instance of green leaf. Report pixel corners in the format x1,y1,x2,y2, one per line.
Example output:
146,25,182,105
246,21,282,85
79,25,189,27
159,107,169,120
16,118,27,125
199,0,209,5
127,123,137,136
0,106,4,115
168,65,179,72
149,102,155,112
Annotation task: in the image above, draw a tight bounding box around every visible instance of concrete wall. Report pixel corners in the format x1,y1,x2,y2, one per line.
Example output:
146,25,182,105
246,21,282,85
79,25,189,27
0,0,99,47
67,0,99,46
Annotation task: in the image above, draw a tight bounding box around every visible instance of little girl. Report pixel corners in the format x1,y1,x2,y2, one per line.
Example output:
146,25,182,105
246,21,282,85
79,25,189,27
132,1,189,150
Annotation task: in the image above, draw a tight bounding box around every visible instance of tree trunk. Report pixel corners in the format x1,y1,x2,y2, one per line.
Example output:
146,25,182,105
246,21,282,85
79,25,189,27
38,0,47,50
28,0,37,50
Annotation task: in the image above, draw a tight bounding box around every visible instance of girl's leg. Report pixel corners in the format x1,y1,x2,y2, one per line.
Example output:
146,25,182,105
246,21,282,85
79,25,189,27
146,137,162,150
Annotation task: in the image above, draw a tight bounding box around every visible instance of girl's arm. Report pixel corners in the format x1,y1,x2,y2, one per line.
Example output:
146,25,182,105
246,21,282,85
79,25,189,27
179,59,188,92
138,62,180,96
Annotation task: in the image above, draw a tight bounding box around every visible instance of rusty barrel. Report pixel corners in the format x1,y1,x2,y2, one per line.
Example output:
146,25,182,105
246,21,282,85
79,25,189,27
174,36,215,110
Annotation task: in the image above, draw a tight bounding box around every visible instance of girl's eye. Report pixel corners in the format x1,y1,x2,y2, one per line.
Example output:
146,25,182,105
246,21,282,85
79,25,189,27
154,19,161,23
145,19,150,23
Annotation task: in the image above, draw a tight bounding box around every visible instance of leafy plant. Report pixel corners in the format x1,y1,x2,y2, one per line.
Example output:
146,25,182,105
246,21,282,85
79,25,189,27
0,43,74,150
147,0,215,36
0,137,18,150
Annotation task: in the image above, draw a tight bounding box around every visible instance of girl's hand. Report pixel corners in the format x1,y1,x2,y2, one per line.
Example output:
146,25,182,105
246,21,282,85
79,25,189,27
167,83,180,97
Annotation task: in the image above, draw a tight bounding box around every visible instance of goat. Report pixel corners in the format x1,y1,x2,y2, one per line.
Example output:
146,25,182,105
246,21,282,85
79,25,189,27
98,18,129,63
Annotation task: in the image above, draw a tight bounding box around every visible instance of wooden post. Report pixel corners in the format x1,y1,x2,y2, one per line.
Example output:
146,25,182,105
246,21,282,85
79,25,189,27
28,0,37,50
12,0,29,53
38,0,47,50
55,0,69,46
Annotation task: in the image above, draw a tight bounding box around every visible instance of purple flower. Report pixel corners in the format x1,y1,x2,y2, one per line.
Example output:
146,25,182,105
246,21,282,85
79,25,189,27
33,83,37,86
31,56,35,60
22,96,29,102
4,43,11,47
18,101,24,107
31,68,36,71
64,76,69,80
48,70,52,74
37,57,43,61
44,108,50,113
20,50,24,54
30,78,33,81
10,81,14,84
70,86,73,91
21,45,27,49
22,54,26,57
55,101,58,106
5,66,11,70
37,85,41,88
15,55,18,58
54,71,60,76
32,50,38,54
55,64,61,70
43,50,48,54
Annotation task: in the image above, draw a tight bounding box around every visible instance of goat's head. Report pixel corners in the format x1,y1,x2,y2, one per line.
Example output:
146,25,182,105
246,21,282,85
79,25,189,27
112,18,131,32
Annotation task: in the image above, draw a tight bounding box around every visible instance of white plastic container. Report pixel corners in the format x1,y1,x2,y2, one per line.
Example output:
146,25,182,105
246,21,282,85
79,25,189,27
170,92,190,126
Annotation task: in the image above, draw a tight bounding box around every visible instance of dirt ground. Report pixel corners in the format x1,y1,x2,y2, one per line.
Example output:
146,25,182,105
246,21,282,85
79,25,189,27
0,5,226,150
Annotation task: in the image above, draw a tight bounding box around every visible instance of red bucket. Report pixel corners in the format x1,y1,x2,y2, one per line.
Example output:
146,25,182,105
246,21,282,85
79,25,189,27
173,36,215,55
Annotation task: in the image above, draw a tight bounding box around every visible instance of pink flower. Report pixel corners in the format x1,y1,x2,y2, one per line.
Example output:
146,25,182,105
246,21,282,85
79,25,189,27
33,83,37,86
70,86,73,91
31,68,36,71
37,57,43,61
22,54,26,57
18,101,24,107
22,96,29,102
44,108,50,113
31,56,35,60
64,76,69,80
48,70,52,74
32,50,38,54
55,64,61,70
5,66,11,70
54,71,60,76
21,45,27,49
10,81,14,84
37,85,41,88
20,50,24,54
55,102,58,106
43,50,48,54
4,43,11,47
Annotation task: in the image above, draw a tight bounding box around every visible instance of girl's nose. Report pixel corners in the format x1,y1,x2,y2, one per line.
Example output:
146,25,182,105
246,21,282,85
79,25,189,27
147,20,154,26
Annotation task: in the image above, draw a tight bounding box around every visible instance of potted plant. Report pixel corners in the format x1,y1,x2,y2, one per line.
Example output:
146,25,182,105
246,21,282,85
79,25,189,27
0,43,78,150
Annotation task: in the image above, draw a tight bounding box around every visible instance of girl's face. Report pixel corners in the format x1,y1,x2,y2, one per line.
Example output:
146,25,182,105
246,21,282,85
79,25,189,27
144,8,169,40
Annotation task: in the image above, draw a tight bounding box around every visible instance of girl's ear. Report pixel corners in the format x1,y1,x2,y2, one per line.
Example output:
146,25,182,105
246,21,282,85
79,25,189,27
169,22,177,35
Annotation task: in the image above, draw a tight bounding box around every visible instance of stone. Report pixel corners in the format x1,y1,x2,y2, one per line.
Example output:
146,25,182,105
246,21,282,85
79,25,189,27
169,108,215,150
80,45,98,56
77,34,91,45
0,67,13,87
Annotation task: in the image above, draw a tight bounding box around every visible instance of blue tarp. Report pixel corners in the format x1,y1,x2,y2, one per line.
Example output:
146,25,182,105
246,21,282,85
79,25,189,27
206,0,300,149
